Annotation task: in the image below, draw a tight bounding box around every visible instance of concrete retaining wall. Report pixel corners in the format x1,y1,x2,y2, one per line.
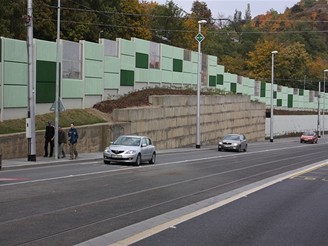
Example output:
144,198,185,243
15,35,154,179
113,94,265,149
0,95,266,159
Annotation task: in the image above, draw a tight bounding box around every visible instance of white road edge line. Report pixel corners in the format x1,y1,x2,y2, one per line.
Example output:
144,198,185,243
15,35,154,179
76,160,328,246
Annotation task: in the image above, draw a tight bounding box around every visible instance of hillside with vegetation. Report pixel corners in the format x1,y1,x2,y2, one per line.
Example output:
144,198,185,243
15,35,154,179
0,0,327,90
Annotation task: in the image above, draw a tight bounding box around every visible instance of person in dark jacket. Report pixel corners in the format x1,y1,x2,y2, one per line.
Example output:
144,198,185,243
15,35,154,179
44,121,55,157
68,123,79,160
58,126,67,158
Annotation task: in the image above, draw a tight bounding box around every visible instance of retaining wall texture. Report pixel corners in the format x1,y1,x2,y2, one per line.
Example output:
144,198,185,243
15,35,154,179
112,95,266,149
0,95,265,159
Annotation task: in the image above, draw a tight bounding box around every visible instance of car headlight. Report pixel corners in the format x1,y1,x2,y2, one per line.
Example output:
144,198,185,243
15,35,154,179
219,142,222,145
104,147,110,153
126,150,137,154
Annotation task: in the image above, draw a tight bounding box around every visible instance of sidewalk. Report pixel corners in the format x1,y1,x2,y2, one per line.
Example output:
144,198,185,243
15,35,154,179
0,146,217,170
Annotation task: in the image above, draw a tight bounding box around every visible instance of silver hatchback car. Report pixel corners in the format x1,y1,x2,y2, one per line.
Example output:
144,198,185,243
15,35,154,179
103,135,156,166
218,134,248,152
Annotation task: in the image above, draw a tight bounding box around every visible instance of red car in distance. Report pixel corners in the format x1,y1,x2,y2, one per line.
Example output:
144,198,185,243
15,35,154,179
300,131,318,144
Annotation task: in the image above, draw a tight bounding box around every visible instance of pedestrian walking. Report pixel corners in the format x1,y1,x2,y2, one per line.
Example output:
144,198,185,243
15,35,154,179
58,126,67,158
68,123,79,160
44,121,55,157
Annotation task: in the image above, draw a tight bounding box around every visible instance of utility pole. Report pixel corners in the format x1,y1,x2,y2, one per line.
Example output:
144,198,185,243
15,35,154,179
26,0,36,161
318,82,321,137
54,0,61,159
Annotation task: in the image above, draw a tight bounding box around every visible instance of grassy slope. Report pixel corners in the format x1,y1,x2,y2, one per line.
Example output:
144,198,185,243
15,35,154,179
0,109,107,135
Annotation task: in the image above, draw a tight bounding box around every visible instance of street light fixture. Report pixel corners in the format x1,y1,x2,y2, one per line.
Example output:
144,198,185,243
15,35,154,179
270,51,278,142
99,30,103,40
323,69,328,138
196,19,207,149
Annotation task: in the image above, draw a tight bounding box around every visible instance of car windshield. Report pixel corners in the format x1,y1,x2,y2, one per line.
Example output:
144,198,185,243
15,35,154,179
224,135,240,141
303,132,315,136
113,136,141,146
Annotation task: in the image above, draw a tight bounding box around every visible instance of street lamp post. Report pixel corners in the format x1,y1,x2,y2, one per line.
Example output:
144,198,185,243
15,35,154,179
195,20,207,149
318,82,321,137
323,69,328,138
270,51,278,142
54,0,61,159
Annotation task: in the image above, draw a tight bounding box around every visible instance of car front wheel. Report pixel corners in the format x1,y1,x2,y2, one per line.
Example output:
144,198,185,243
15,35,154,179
135,154,141,166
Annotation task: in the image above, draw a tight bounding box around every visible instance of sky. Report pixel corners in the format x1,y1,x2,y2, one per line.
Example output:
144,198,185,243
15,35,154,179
152,0,300,18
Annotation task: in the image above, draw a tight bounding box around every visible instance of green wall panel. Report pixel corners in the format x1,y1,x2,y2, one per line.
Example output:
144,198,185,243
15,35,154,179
85,60,103,78
288,94,293,108
104,73,120,89
104,57,120,73
36,60,57,103
183,61,192,73
183,73,192,84
136,52,148,69
162,57,172,71
208,55,217,66
121,54,135,70
36,83,56,103
172,72,183,83
3,85,27,107
4,38,27,62
135,69,149,82
84,41,103,60
173,59,183,72
299,89,304,96
230,83,237,93
171,47,183,59
191,52,198,63
217,65,224,74
119,38,135,56
4,62,28,85
277,99,282,106
260,82,266,97
162,70,172,83
161,44,173,58
120,69,134,86
217,74,224,85
36,39,56,61
133,38,150,53
209,75,216,87
149,69,162,83
36,61,56,82
62,79,84,98
85,78,103,95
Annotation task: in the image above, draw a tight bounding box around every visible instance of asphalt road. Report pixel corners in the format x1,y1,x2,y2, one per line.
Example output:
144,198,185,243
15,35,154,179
133,165,328,246
1,139,327,245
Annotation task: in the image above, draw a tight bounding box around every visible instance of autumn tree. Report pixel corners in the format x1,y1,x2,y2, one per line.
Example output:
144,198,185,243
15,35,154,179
247,39,283,81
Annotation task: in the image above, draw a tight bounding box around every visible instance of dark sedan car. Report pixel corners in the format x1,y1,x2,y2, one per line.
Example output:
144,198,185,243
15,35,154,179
218,134,248,152
300,131,318,144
